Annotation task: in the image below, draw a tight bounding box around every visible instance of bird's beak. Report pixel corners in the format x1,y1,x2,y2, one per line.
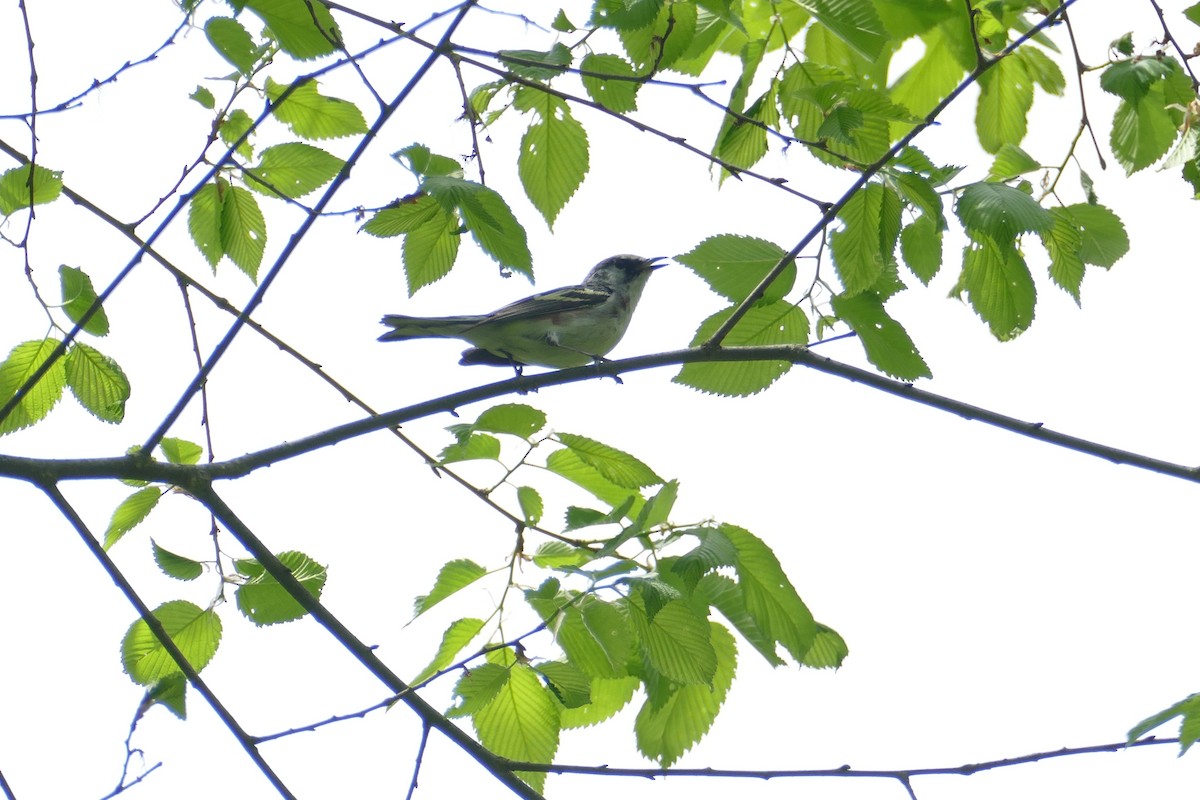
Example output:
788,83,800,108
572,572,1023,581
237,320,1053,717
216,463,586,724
647,256,669,270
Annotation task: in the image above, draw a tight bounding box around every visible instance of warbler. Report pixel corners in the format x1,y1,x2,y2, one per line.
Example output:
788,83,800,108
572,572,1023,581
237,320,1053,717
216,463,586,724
379,254,664,370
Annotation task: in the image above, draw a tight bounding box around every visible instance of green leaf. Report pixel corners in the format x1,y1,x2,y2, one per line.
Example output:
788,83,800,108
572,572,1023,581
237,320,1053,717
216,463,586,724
552,9,577,32
1042,207,1085,302
144,674,187,720
474,403,547,439
955,238,1037,341
188,179,266,278
152,540,205,581
244,142,344,198
624,1,699,69
632,598,716,685
831,291,931,379
234,551,327,625
830,184,900,295
422,176,532,278
219,109,255,160
580,53,640,112
955,181,1052,244
402,204,461,294
1066,203,1129,267
0,338,67,435
160,437,203,465
713,41,767,179
976,55,1033,153
590,0,664,29
718,524,816,662
188,182,224,268
531,541,594,569
635,621,736,766
266,76,368,140
414,559,488,616
498,44,572,80
817,104,863,144
560,676,640,729
471,663,560,792
238,0,341,60
439,433,501,464
899,214,942,284
395,144,464,179
190,86,216,109
987,143,1041,181
1100,58,1177,103
362,194,442,238
220,185,267,280
526,586,632,679
677,235,796,304
694,573,782,666
1016,47,1065,95
0,163,63,215
536,660,592,708
65,343,129,423
889,23,968,121
517,486,543,526
450,662,509,719
801,622,849,669
674,302,809,396
59,266,109,336
1110,94,1181,174
1128,693,1200,754
411,618,485,686
1105,59,1191,174
205,16,258,76
104,487,163,550
555,432,661,489
121,600,223,684
797,0,887,60
514,88,589,228
637,479,679,531
715,85,777,176
546,449,644,518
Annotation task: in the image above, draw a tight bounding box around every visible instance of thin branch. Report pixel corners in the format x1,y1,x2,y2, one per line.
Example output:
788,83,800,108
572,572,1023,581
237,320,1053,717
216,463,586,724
1148,0,1200,90
502,735,1179,778
406,723,432,800
0,18,189,120
36,483,299,800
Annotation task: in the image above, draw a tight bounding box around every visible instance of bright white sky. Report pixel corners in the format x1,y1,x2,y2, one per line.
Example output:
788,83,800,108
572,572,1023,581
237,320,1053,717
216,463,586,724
1,1,1198,799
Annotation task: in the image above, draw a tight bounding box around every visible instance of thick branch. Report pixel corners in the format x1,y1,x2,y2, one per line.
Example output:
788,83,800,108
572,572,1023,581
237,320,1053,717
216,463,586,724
4,345,1199,487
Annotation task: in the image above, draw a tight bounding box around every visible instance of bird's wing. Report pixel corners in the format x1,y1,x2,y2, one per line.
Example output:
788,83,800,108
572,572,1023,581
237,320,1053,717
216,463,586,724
476,285,610,325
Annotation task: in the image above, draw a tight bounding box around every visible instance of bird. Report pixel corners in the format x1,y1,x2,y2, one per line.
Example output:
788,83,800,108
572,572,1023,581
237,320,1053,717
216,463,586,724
379,254,665,371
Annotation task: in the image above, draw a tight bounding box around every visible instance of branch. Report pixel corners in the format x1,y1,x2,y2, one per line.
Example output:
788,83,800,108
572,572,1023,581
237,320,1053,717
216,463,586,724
5,344,1200,489
501,735,1179,779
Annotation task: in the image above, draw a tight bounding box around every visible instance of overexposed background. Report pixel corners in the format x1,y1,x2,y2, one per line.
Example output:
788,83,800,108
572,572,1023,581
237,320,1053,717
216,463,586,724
1,1,1197,798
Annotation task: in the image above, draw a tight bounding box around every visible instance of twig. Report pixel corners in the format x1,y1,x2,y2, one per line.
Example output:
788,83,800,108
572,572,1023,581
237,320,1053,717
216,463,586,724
501,735,1179,778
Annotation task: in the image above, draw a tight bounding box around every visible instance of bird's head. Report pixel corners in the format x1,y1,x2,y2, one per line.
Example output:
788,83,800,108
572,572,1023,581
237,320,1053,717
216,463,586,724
582,254,667,293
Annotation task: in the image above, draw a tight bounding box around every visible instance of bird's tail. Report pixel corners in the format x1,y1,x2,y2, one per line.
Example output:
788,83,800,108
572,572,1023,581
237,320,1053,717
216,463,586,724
378,314,484,342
